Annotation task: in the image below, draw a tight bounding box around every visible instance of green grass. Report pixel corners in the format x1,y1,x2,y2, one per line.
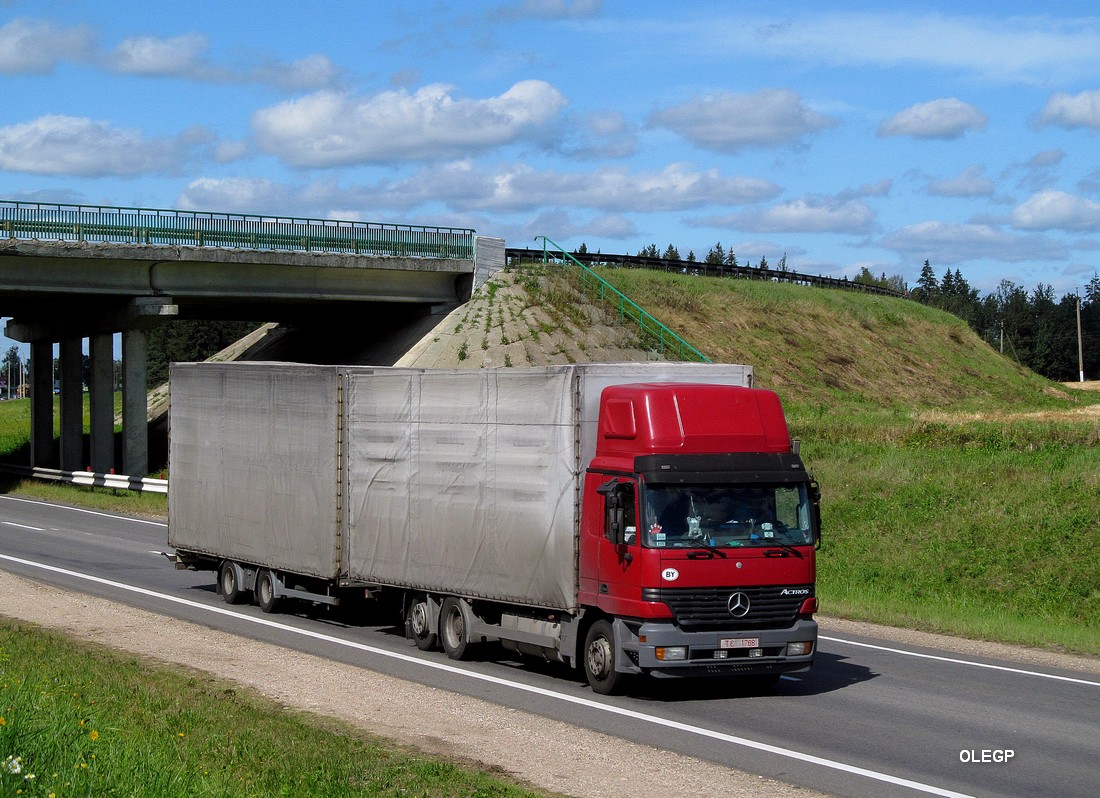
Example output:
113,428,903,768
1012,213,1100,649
0,621,550,798
798,414,1100,654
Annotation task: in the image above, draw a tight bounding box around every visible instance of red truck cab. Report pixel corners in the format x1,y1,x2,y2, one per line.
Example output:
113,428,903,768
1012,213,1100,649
578,382,820,693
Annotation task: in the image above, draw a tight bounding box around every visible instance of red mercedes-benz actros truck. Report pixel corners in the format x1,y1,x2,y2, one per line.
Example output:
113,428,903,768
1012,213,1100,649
169,362,820,694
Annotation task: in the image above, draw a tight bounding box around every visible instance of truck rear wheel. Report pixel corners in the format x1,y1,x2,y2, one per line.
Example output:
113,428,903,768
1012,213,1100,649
583,619,623,695
218,561,248,605
255,569,281,614
407,595,437,651
439,596,472,660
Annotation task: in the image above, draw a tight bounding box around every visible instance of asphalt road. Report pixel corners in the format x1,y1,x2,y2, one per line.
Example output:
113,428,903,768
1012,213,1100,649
1,494,1097,798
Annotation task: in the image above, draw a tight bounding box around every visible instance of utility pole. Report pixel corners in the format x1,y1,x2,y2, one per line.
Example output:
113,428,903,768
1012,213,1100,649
1000,319,1004,354
1077,292,1085,383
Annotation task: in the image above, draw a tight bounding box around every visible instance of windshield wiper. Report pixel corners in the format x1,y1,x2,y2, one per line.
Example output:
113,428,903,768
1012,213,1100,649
763,540,804,558
687,538,727,558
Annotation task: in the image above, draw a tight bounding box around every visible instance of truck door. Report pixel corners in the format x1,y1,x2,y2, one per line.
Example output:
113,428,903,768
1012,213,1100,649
593,478,640,612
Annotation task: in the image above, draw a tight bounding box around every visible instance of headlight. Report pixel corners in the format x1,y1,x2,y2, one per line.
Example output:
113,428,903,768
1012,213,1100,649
786,641,814,656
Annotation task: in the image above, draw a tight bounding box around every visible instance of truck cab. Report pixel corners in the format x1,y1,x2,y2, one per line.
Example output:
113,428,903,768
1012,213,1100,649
578,382,819,693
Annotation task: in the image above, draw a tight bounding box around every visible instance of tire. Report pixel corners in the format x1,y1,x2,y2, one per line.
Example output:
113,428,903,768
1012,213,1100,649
583,619,623,695
439,596,472,660
407,595,438,651
255,569,281,614
218,561,247,605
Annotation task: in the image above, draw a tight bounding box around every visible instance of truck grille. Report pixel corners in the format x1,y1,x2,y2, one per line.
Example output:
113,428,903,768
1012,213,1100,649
642,585,812,631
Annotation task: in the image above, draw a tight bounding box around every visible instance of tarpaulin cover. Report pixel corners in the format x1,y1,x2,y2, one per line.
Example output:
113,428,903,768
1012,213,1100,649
344,366,581,609
167,362,343,578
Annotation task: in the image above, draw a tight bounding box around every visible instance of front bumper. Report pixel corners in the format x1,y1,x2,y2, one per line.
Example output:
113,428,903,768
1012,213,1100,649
613,617,817,678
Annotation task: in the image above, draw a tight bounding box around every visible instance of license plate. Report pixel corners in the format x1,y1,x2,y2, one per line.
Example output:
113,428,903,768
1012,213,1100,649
720,637,759,649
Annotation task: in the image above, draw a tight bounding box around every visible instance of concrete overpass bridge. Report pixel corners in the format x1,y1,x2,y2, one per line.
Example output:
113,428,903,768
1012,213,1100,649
1,199,502,477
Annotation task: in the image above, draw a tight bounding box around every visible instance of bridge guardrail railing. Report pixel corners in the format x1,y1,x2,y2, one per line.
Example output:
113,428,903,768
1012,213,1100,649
0,200,475,260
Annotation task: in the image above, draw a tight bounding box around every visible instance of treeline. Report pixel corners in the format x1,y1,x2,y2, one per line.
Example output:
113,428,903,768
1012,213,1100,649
146,320,259,387
911,261,1099,382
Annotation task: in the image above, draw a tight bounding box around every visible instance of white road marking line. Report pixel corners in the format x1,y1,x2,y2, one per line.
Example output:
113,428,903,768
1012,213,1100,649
0,552,976,798
0,495,167,527
820,635,1100,687
1,521,45,531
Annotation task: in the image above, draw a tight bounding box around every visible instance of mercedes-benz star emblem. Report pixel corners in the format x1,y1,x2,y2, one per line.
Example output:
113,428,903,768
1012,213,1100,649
727,591,751,618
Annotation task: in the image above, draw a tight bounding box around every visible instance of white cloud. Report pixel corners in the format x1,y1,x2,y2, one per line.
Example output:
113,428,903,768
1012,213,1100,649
252,81,567,167
110,34,212,77
560,110,636,159
0,115,209,176
0,18,95,74
260,54,342,92
1037,89,1100,130
648,89,837,153
682,11,1100,84
880,221,1065,264
108,34,340,90
878,98,987,140
1011,190,1100,232
177,177,297,213
452,162,779,212
175,162,779,219
926,166,995,198
697,197,876,235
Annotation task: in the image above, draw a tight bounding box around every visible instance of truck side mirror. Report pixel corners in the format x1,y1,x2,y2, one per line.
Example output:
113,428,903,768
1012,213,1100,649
597,479,626,545
810,479,823,550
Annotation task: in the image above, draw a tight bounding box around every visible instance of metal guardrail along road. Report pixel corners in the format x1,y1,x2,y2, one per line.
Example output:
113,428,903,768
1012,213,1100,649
1,199,475,260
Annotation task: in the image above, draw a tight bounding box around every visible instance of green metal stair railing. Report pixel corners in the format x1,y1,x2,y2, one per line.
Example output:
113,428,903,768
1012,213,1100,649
533,236,711,363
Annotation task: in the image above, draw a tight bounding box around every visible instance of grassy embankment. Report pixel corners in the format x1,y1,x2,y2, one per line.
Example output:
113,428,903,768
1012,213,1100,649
0,621,546,798
595,267,1100,656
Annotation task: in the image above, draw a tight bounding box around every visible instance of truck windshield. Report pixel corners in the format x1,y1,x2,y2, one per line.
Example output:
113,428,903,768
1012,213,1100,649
642,483,814,549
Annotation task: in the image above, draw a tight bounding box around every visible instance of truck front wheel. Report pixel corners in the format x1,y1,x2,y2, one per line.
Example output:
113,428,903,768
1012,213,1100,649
583,619,623,695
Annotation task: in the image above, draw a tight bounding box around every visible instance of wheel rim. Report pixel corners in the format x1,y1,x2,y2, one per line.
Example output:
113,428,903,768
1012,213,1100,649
444,606,465,649
221,567,236,596
259,573,272,604
410,601,429,638
586,635,612,680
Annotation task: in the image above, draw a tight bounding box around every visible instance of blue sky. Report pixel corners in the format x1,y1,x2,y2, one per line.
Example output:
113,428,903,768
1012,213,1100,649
4,0,1100,359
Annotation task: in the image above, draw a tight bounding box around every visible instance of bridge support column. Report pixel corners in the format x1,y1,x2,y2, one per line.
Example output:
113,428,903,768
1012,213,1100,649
29,341,54,467
89,333,115,473
59,337,84,472
121,328,148,478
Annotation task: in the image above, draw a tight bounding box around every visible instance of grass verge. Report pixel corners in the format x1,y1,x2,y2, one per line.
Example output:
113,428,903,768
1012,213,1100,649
0,620,548,798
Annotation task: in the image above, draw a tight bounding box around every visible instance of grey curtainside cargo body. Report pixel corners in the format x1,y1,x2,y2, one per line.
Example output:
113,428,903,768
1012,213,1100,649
168,362,753,610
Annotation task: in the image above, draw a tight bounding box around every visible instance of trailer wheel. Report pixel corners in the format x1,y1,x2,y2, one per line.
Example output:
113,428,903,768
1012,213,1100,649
255,569,281,614
218,561,248,605
439,597,472,660
407,595,437,651
583,619,622,695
